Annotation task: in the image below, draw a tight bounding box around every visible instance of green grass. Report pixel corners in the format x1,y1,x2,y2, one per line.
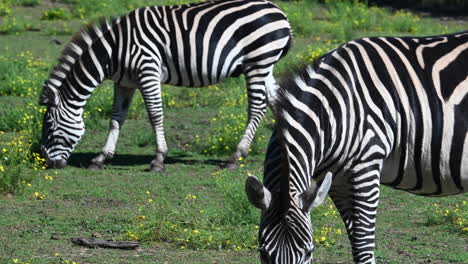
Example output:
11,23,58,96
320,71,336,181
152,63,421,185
0,0,467,263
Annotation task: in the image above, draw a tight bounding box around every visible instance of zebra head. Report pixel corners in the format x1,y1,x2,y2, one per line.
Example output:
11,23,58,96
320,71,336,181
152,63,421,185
245,173,332,264
39,83,85,169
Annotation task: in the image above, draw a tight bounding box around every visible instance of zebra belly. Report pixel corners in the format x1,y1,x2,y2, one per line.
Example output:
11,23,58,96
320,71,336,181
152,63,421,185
380,132,468,196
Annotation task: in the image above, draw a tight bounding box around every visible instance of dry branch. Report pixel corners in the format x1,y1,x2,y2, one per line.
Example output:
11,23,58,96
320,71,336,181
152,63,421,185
71,237,139,250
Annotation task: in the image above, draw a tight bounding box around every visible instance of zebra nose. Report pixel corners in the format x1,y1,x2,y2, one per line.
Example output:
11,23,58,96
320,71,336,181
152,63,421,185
55,159,67,169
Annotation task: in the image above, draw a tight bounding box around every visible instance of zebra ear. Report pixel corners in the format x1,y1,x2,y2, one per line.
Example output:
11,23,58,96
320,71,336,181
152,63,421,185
299,172,333,213
245,175,272,211
39,86,59,107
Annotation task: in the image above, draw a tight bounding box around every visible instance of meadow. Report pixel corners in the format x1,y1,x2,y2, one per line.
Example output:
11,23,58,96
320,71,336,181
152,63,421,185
0,0,467,263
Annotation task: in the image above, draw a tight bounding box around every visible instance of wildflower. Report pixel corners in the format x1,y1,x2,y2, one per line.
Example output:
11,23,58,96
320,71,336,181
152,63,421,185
54,253,60,257
148,198,154,203
146,191,151,195
192,229,200,234
185,194,197,200
0,165,4,172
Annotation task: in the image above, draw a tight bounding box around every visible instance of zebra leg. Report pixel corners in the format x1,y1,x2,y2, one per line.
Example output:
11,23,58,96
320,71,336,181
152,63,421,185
225,69,269,169
330,167,381,264
89,86,135,170
139,73,167,173
264,72,280,107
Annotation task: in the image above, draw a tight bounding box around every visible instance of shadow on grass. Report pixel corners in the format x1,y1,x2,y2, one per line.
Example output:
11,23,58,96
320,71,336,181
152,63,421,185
67,152,225,168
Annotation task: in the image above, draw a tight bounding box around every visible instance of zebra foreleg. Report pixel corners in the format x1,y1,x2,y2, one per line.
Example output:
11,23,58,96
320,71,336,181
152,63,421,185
89,86,135,170
139,72,167,172
330,168,381,264
225,72,268,169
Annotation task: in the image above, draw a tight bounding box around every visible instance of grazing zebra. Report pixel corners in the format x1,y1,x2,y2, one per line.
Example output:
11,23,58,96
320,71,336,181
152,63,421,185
39,0,292,170
245,31,468,264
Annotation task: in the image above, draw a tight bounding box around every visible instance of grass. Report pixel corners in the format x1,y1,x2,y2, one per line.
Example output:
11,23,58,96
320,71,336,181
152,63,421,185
0,0,467,263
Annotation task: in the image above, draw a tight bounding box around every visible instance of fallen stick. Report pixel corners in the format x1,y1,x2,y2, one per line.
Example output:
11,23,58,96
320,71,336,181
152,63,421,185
71,237,139,250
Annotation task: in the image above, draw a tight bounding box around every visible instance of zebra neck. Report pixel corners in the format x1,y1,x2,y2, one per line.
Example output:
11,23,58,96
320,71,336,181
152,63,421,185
48,18,119,104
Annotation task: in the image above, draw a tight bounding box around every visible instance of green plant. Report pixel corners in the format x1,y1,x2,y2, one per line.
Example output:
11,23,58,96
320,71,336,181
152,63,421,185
0,2,11,16
426,201,468,234
14,0,41,7
0,131,45,194
190,107,272,156
46,22,72,35
0,16,32,34
0,51,48,97
41,8,72,20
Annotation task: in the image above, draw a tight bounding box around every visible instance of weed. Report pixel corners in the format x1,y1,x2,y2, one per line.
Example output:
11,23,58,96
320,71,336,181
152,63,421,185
46,22,72,36
0,2,11,16
426,201,468,234
14,0,41,7
41,8,72,21
0,130,45,194
0,16,32,34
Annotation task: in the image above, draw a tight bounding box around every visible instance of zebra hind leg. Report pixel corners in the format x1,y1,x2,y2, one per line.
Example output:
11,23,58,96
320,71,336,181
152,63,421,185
330,167,381,264
225,70,269,169
89,86,136,170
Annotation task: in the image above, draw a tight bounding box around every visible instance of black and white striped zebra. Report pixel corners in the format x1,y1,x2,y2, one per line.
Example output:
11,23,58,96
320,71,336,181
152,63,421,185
245,31,468,263
39,0,292,170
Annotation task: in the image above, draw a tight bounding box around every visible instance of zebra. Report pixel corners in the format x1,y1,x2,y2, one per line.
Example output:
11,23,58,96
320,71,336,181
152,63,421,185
245,31,468,264
39,0,292,171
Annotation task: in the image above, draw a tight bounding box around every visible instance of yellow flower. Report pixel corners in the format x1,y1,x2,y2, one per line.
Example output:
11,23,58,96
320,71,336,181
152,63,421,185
148,198,154,203
13,259,19,263
0,165,4,172
54,253,60,257
185,194,197,200
192,229,200,234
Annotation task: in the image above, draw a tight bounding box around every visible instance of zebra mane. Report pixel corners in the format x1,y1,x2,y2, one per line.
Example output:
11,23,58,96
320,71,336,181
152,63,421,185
43,16,120,91
273,57,326,210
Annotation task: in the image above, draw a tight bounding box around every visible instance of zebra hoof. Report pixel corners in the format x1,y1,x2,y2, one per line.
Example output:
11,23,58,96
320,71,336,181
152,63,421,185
224,162,239,170
88,163,104,170
148,164,165,173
